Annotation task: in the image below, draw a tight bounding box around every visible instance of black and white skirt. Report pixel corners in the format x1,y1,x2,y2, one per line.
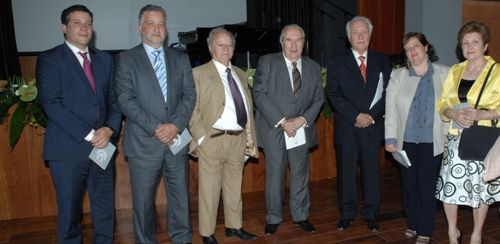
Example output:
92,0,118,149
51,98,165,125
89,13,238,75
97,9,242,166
435,133,500,208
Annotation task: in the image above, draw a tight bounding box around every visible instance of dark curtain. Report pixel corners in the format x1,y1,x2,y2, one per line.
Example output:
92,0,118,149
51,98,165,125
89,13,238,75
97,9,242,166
247,0,311,55
0,0,21,79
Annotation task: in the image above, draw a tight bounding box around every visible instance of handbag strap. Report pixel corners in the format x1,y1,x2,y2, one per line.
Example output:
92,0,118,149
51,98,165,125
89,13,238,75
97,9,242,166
472,63,497,126
473,63,496,109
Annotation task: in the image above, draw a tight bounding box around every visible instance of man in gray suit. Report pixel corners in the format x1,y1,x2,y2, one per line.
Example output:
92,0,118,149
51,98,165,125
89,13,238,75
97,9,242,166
253,24,324,235
114,4,195,244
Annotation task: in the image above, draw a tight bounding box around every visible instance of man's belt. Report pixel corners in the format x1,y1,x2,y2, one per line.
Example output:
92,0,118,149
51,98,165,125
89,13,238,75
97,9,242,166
210,129,243,138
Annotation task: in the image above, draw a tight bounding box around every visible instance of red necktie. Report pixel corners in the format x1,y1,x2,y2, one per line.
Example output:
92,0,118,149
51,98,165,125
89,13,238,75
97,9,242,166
359,56,367,83
79,52,96,94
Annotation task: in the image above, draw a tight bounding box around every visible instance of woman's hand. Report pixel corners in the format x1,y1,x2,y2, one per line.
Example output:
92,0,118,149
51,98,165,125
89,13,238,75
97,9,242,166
385,144,397,153
448,108,474,128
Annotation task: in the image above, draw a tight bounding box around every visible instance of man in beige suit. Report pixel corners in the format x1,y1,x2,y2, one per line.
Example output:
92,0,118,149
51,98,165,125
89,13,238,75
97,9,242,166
189,27,258,244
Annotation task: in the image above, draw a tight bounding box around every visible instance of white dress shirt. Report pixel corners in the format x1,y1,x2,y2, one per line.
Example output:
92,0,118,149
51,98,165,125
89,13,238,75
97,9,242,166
211,60,249,131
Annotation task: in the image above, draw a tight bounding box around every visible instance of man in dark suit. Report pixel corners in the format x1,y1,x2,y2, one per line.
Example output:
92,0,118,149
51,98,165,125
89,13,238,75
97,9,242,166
189,27,258,244
36,5,121,244
114,4,195,244
326,16,391,232
253,24,324,235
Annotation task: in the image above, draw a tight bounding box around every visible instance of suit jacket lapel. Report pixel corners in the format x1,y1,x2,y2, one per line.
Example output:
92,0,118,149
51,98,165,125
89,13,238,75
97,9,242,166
366,51,382,92
63,44,95,95
277,54,294,94
207,61,225,119
137,45,165,101
164,48,173,104
88,49,103,96
347,53,364,84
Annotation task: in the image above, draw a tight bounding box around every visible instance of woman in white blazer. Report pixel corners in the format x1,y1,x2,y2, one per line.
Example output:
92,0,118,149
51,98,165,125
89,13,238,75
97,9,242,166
385,32,449,244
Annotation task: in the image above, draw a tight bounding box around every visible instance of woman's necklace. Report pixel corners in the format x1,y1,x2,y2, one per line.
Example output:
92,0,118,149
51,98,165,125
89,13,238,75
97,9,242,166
467,59,486,73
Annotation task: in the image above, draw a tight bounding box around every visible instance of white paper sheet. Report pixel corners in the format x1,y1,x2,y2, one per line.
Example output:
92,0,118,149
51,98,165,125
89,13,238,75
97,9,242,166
169,128,192,155
369,72,384,109
285,127,306,150
89,143,116,170
392,150,412,168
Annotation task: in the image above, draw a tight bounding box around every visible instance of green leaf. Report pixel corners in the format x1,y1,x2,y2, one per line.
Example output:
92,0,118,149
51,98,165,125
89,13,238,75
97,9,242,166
9,102,27,150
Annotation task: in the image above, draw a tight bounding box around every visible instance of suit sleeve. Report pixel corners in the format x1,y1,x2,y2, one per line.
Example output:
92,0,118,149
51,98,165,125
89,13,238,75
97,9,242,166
384,69,400,143
301,63,324,124
367,54,391,120
36,52,93,142
188,69,206,142
114,52,162,136
168,52,196,131
253,55,286,127
326,56,360,125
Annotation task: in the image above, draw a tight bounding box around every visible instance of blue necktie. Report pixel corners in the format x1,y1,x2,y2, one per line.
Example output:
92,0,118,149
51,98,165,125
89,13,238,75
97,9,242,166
152,50,168,101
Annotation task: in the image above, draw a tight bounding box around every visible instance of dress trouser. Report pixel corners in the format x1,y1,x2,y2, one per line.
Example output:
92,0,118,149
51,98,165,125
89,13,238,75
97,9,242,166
128,150,192,244
49,159,114,244
335,129,380,221
401,142,442,236
264,145,310,224
198,132,246,236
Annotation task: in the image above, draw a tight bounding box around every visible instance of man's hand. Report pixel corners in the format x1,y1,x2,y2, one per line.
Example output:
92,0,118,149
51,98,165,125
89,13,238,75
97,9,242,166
155,123,179,145
281,117,306,137
355,113,374,128
91,127,113,148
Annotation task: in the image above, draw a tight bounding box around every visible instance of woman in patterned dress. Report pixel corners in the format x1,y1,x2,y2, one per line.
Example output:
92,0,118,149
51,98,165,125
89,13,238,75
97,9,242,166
436,21,500,244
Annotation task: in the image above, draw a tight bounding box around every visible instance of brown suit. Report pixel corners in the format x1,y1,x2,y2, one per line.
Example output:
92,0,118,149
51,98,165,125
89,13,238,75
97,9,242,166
189,60,258,236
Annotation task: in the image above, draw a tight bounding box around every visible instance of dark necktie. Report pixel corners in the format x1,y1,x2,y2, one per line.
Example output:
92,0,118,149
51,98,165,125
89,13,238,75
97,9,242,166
359,55,367,83
152,50,168,101
79,52,96,94
292,61,302,96
226,68,247,128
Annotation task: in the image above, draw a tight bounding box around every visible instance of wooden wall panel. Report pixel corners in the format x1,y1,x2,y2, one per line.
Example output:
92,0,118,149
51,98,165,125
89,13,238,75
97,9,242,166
357,0,405,55
462,0,500,61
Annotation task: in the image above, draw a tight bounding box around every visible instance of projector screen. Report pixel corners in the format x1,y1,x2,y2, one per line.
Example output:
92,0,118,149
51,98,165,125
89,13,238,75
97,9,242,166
12,0,247,52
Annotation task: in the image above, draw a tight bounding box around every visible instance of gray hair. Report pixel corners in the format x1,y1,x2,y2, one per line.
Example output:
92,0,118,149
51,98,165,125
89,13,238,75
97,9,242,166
346,16,373,37
279,24,305,43
206,27,235,47
138,4,166,24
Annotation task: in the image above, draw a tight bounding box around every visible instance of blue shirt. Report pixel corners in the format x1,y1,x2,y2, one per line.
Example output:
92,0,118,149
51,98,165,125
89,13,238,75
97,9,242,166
403,63,435,143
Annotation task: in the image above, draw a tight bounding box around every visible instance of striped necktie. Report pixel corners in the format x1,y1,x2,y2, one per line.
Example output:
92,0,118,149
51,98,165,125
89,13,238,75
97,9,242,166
152,50,168,101
292,61,302,96
359,55,367,83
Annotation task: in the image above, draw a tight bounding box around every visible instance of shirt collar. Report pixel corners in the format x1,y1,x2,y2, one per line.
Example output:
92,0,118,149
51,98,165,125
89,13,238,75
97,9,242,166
65,41,89,55
351,49,367,59
408,61,434,78
282,53,302,67
212,59,233,74
143,43,164,55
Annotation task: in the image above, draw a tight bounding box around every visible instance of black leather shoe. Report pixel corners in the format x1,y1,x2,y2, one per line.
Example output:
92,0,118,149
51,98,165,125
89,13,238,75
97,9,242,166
293,220,316,233
225,228,257,240
336,219,352,230
365,219,379,232
201,235,218,244
265,224,280,235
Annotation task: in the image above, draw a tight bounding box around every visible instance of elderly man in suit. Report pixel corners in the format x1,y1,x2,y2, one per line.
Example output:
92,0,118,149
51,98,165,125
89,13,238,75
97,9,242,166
326,16,391,232
36,5,121,243
189,27,258,244
253,24,324,235
114,4,195,244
